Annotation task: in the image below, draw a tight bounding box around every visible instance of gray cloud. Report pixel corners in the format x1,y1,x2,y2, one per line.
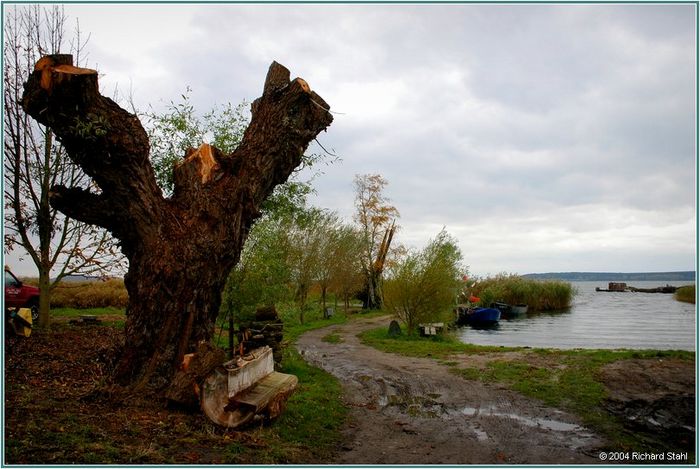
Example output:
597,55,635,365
47,4,698,276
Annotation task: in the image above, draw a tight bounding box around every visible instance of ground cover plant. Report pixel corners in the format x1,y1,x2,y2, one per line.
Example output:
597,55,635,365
360,325,694,460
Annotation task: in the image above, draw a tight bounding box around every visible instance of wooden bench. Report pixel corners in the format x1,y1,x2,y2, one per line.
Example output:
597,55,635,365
201,346,298,428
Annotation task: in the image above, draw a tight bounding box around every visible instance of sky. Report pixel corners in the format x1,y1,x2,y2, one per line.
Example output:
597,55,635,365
4,3,697,277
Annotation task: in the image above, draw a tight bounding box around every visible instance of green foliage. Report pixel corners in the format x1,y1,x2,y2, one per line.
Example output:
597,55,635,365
469,273,575,311
674,284,695,304
221,216,292,324
145,87,332,211
383,229,464,334
145,89,249,194
72,114,110,140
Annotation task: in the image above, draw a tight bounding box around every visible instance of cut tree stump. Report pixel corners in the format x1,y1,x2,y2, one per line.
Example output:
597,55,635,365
200,346,298,428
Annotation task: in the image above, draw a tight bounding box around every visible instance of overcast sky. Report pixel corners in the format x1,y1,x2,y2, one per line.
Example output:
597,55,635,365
6,3,697,277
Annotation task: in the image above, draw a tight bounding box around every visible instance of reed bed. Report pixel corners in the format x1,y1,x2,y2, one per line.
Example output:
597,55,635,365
674,285,696,304
49,278,128,308
469,274,575,311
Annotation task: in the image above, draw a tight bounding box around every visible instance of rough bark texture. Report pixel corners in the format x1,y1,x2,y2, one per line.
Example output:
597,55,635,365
22,55,333,391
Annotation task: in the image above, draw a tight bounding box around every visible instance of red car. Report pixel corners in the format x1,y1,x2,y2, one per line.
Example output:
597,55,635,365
4,267,40,322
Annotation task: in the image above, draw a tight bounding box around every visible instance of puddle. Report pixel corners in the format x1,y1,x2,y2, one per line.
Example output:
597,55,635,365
472,427,489,441
461,405,584,432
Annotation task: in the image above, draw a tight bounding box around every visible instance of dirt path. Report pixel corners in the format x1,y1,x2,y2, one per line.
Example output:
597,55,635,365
296,315,603,464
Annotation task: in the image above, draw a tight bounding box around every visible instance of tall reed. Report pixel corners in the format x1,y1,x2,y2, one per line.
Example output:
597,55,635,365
674,285,695,304
469,274,575,311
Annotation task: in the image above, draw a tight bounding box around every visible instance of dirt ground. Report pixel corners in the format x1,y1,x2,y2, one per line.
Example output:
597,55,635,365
296,315,695,465
4,324,288,464
5,316,694,465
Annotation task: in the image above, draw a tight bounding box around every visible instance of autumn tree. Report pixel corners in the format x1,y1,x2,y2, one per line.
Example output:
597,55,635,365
353,174,399,309
3,5,123,327
21,54,332,391
384,229,464,334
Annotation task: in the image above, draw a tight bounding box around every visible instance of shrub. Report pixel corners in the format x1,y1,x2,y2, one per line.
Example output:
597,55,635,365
383,229,463,334
470,274,575,311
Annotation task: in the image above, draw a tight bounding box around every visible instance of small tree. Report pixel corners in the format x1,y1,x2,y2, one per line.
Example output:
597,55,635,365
220,215,292,324
284,208,333,323
329,225,364,312
384,229,464,334
4,5,123,327
353,173,399,309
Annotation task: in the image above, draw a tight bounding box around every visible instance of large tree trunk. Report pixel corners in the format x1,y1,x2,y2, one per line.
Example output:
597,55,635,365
22,55,333,391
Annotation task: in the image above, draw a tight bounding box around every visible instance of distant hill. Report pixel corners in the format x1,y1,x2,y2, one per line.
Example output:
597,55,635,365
522,271,696,282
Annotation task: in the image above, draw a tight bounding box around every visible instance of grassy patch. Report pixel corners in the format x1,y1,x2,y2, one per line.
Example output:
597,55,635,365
51,306,125,318
360,324,517,358
322,332,343,344
361,325,694,455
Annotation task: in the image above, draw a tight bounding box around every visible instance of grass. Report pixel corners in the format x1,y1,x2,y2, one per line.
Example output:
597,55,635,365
361,324,694,455
52,306,125,318
322,332,343,344
470,274,576,311
675,284,696,304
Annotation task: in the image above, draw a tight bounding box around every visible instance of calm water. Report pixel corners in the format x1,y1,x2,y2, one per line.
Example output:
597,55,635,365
456,281,696,351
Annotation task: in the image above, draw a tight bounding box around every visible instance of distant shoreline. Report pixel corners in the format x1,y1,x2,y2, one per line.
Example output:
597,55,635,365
522,271,695,282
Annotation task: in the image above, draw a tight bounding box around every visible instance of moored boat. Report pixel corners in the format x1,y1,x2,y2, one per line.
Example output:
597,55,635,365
491,302,528,317
455,304,501,325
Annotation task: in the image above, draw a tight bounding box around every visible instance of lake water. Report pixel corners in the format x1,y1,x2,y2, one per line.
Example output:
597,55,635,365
456,281,696,351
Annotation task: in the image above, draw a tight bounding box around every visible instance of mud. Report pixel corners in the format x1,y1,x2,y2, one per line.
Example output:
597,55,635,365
599,358,695,451
296,315,603,464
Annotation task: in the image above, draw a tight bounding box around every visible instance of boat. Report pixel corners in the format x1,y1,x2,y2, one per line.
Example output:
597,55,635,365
491,302,528,317
455,304,501,325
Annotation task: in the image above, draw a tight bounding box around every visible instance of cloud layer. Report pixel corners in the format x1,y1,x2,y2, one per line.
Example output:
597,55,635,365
27,4,699,275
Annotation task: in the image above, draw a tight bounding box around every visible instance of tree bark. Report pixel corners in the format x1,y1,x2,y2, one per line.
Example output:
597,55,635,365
22,55,333,391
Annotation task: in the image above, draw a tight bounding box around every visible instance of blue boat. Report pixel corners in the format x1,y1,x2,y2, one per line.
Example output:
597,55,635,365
455,305,501,325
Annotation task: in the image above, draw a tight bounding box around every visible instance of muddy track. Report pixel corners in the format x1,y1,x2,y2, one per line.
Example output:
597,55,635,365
296,315,603,464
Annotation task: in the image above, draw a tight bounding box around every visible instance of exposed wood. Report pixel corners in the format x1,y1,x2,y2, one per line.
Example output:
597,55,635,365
201,367,256,428
165,343,226,406
225,347,274,398
233,372,298,414
199,346,297,428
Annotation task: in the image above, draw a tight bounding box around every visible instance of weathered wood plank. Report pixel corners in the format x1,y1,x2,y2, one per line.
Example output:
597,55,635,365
233,372,298,413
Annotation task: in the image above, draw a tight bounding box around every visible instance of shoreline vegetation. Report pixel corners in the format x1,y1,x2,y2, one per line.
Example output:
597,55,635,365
469,274,575,311
674,285,696,304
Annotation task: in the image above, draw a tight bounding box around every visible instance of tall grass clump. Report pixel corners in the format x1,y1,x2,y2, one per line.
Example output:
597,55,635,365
470,274,575,311
674,285,695,304
50,279,128,308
